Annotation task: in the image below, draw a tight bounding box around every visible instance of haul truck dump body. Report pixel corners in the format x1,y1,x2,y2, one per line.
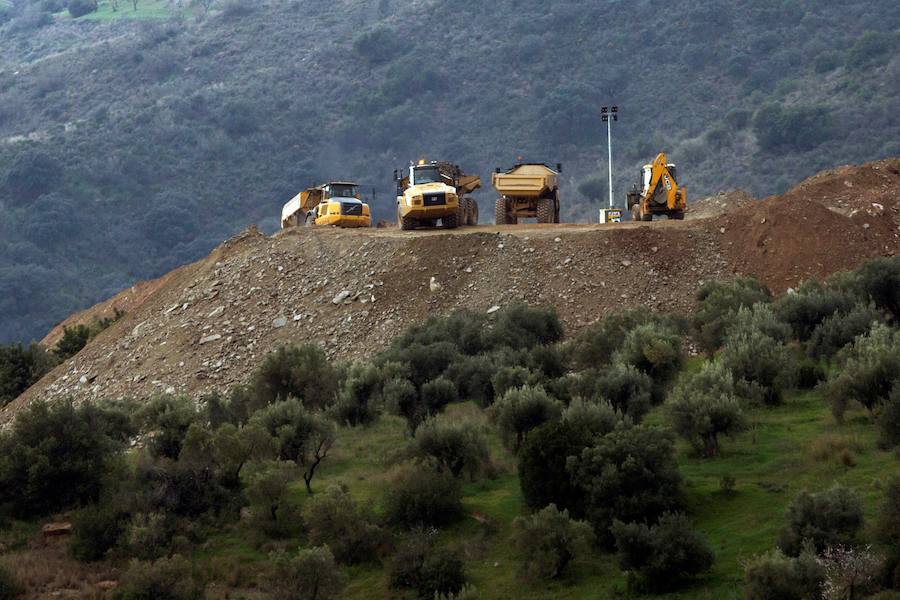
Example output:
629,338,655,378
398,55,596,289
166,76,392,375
395,161,481,230
492,163,562,224
281,182,371,229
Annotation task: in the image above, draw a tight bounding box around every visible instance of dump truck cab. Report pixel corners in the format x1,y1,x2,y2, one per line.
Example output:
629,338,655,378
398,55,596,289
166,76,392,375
395,161,480,230
281,182,371,229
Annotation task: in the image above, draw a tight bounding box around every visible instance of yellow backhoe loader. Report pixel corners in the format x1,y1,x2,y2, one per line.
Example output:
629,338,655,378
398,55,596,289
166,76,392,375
394,161,481,230
281,182,371,229
492,163,562,224
625,153,686,221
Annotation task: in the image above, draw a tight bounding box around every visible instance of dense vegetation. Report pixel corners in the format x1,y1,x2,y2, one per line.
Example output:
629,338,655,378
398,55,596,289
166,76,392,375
0,0,899,342
0,257,897,598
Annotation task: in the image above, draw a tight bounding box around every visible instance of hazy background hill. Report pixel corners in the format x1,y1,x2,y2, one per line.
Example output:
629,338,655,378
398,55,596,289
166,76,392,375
0,0,898,342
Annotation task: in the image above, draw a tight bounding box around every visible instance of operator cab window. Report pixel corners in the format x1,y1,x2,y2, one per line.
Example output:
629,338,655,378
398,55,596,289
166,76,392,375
328,184,359,199
412,166,441,185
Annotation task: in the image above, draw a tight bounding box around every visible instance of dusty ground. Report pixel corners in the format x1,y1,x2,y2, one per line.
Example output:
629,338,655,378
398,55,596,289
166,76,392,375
4,158,898,421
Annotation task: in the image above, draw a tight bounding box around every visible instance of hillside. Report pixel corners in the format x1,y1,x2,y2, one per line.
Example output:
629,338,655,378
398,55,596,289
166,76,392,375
4,157,897,422
1,0,899,342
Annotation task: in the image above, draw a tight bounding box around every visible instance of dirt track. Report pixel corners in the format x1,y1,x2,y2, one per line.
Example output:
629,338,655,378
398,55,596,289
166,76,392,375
5,158,898,421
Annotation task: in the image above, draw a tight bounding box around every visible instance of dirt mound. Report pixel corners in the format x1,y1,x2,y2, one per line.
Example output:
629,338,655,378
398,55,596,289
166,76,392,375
785,158,900,230
718,169,898,293
687,189,754,219
3,160,898,421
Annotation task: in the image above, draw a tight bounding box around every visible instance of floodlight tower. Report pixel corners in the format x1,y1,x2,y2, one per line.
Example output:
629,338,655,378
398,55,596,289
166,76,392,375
601,105,618,210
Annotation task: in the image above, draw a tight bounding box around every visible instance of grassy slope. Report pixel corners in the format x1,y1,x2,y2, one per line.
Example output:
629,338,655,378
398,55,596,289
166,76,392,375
194,384,896,599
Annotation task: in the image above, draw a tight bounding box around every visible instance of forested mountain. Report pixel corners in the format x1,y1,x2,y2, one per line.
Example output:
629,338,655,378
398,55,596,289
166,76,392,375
0,0,898,342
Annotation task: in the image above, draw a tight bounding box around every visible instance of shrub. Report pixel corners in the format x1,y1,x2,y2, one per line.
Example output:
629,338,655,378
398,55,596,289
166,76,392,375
380,342,460,388
774,282,857,342
825,324,900,421
70,503,129,562
54,324,92,360
518,420,593,515
524,344,567,380
0,401,127,518
846,31,894,69
568,425,683,543
118,512,177,561
796,359,827,390
611,513,714,591
4,151,61,203
445,354,496,407
250,398,334,493
667,362,748,457
806,304,883,359
332,361,382,426
383,465,462,529
489,385,562,452
267,547,344,600
562,399,620,437
512,504,594,579
720,327,797,405
488,304,564,350
412,418,491,480
753,103,834,153
848,256,899,320
67,0,98,17
389,531,466,599
0,342,57,407
303,484,384,565
421,377,459,413
392,311,488,356
876,477,900,586
694,277,771,353
878,383,900,450
778,485,864,556
743,546,825,600
612,324,685,402
570,364,653,422
725,304,792,344
566,308,651,369
0,564,22,600
112,556,203,600
382,377,422,434
249,344,339,410
138,395,200,460
819,545,883,600
352,26,408,64
490,366,533,399
244,461,302,538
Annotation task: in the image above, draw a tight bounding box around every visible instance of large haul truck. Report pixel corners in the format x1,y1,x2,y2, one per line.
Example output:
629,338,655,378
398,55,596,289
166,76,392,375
492,163,562,225
281,182,371,229
394,161,481,230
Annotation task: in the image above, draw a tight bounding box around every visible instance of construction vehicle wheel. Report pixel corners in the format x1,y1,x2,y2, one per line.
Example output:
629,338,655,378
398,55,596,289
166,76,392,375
304,212,315,227
630,205,640,221
536,198,554,224
670,211,685,221
443,212,459,229
495,198,508,225
398,207,415,231
641,211,653,222
468,200,479,226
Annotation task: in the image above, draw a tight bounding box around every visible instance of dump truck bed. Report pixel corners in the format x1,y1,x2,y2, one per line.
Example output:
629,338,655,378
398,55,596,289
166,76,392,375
492,164,558,198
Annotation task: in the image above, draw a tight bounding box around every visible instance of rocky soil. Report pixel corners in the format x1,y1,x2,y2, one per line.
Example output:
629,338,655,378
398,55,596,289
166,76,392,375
3,159,898,421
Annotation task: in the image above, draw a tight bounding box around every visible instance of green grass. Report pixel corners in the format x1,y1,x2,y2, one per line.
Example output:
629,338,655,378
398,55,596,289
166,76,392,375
69,0,172,21
194,389,896,599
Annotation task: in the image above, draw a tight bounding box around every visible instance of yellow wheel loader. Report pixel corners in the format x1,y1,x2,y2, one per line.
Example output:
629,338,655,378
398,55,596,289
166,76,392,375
625,153,686,221
492,163,562,224
394,161,481,231
281,182,371,229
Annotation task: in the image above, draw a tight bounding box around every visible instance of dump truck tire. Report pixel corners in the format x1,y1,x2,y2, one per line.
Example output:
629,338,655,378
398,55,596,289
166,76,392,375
641,210,653,222
495,198,508,225
670,211,685,221
630,205,640,222
304,211,315,227
468,199,479,225
398,207,415,231
443,212,459,229
537,198,554,224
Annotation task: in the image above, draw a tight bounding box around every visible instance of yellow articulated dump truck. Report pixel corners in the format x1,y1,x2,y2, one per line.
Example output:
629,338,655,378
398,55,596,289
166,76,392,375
492,163,562,224
281,182,371,229
625,153,686,221
394,160,481,230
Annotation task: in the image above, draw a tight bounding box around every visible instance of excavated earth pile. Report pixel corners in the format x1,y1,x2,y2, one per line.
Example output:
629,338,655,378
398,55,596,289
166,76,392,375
3,159,898,419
